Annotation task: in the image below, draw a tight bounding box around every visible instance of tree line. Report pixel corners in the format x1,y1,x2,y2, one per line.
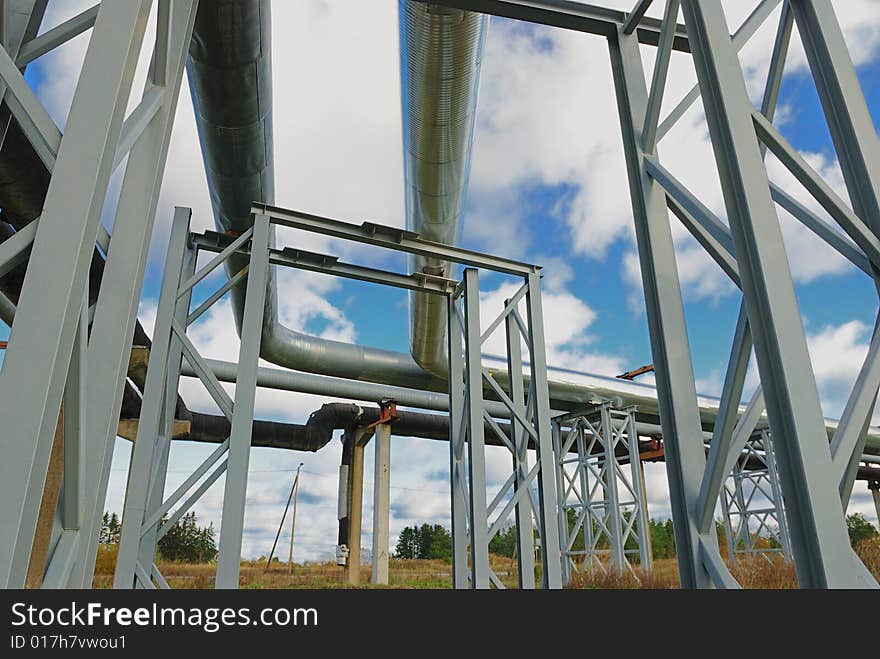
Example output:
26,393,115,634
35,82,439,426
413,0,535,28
101,510,218,563
394,512,878,563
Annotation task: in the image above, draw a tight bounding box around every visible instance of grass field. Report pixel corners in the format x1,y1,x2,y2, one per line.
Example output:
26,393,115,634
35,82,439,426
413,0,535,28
92,536,880,589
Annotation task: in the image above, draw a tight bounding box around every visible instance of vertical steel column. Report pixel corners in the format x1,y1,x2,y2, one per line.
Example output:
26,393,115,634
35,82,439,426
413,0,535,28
600,403,626,570
0,0,152,588
762,430,792,560
72,0,199,588
523,270,563,589
371,423,391,585
552,422,571,584
577,424,594,571
626,409,653,571
721,430,790,562
682,0,874,588
789,0,880,504
39,288,88,588
462,268,490,589
215,213,271,588
447,293,469,588
114,207,192,588
505,297,535,588
135,246,196,582
609,27,719,588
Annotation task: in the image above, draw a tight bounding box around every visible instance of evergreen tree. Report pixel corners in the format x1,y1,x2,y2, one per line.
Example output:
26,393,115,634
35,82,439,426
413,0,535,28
157,511,217,563
395,526,421,559
424,524,452,561
488,524,517,558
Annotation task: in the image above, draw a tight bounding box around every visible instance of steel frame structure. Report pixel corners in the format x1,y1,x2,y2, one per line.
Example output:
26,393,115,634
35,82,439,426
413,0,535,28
0,0,198,588
113,203,563,589
432,0,880,588
447,266,563,589
0,0,877,590
552,404,652,583
721,429,792,563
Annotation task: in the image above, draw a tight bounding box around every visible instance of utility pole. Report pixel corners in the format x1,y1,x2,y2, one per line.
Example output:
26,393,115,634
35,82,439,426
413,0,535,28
264,462,304,571
288,463,304,574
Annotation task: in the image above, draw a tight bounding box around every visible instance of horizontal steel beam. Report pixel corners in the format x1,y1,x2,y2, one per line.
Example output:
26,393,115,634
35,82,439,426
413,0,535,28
192,233,458,296
421,0,690,52
251,203,540,276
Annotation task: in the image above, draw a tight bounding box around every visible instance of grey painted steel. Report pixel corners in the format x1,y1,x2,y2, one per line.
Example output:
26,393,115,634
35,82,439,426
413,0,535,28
462,269,491,588
371,423,392,585
136,247,197,587
506,299,535,588
609,26,722,588
770,184,873,276
15,4,98,67
447,294,469,588
552,422,571,583
833,317,880,505
627,411,653,570
654,0,782,141
523,271,563,588
73,0,198,588
426,0,690,51
216,213,271,589
260,205,538,277
0,0,45,152
0,220,36,279
62,293,87,532
446,266,563,588
114,207,192,589
641,0,679,153
681,0,875,588
41,292,88,588
553,405,652,579
602,404,625,569
623,0,655,34
401,1,486,377
789,0,880,508
754,111,880,269
721,430,792,563
0,0,151,588
696,302,752,533
0,35,61,169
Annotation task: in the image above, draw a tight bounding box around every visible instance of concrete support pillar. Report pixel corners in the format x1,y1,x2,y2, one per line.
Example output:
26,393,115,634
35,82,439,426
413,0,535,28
346,438,365,586
371,423,391,585
870,482,880,529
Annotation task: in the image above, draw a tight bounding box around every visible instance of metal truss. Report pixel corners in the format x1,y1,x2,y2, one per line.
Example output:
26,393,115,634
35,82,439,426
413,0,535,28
447,266,563,589
552,404,652,583
2,0,878,592
610,0,879,588
721,429,792,563
113,203,562,588
431,0,880,590
0,0,197,588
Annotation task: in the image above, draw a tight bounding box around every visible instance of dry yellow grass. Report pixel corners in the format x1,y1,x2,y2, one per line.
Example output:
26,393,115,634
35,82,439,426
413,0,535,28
91,540,880,589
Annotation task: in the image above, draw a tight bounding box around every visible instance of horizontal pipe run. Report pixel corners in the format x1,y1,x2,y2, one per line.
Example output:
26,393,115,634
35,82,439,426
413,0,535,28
180,355,880,456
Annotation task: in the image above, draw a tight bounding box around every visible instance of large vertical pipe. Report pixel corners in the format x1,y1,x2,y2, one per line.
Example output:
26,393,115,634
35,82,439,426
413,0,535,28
401,0,487,376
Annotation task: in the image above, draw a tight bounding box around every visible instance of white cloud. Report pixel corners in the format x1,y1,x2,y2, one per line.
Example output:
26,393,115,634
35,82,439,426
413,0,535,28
478,278,626,376
33,1,880,561
469,0,880,306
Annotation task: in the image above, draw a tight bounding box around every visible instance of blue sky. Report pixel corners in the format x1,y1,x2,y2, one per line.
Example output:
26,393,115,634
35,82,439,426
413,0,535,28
3,0,880,563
